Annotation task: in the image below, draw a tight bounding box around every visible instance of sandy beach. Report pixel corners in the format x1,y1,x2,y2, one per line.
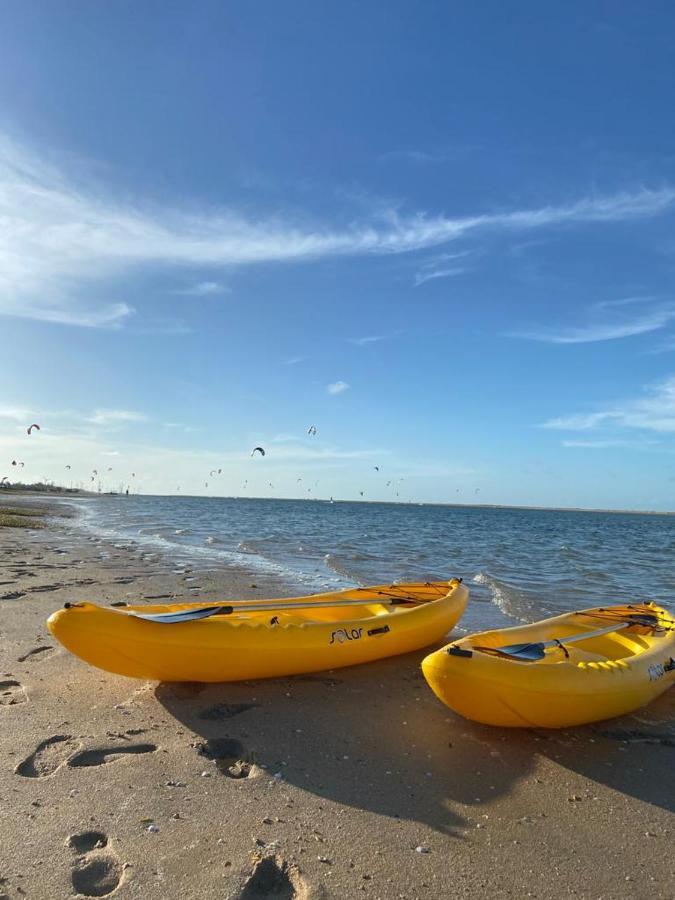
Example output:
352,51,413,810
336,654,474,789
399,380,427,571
0,497,673,900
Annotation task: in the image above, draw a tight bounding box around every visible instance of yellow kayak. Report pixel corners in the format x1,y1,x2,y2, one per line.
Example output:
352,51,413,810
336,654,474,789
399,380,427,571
422,602,675,728
48,579,468,682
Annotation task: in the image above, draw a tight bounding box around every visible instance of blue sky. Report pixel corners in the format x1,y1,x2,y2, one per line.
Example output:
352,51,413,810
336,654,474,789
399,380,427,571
3,2,675,509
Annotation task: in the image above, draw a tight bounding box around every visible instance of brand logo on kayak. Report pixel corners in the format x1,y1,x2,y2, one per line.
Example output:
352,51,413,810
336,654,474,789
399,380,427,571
647,662,667,682
329,627,363,645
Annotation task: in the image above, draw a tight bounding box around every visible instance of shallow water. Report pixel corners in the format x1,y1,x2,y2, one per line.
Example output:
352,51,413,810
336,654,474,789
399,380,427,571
68,495,675,630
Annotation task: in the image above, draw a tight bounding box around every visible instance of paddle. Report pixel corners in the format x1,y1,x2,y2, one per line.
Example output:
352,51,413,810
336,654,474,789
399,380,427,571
479,612,660,662
124,595,423,624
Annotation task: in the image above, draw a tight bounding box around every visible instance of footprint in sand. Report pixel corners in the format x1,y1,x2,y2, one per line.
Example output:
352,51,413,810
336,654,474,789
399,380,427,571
237,854,308,900
67,743,157,768
193,738,258,779
17,645,54,663
0,679,27,706
67,831,122,897
16,735,80,778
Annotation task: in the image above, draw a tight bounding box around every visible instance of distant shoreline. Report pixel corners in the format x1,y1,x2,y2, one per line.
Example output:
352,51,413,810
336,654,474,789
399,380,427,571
7,488,670,518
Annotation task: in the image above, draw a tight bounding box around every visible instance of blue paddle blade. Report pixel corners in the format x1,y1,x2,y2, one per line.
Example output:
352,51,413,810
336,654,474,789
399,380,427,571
491,642,547,661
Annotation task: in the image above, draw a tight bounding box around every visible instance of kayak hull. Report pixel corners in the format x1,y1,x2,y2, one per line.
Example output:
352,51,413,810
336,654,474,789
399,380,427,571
422,602,675,728
48,579,468,682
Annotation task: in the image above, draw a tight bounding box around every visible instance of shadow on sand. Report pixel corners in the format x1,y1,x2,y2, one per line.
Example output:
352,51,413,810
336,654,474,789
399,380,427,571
155,650,674,833
531,687,674,814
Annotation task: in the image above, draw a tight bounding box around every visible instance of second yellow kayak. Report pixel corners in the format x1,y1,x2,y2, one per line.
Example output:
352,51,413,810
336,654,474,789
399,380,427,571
422,602,675,728
48,578,468,682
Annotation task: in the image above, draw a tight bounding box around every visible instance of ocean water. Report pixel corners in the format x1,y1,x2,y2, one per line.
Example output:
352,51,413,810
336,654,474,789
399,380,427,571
67,496,675,632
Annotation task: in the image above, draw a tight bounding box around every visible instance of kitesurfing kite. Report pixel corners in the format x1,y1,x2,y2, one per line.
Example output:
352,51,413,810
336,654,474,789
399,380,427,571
65,465,71,470
27,423,40,435
307,425,317,436
251,447,265,457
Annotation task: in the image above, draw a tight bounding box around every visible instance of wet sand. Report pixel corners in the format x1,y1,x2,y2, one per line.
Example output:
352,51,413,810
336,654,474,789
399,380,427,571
0,496,673,899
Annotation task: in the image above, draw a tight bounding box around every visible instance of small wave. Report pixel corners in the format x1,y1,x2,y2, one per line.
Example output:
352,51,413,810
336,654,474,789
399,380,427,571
323,552,363,584
472,572,535,622
559,544,585,560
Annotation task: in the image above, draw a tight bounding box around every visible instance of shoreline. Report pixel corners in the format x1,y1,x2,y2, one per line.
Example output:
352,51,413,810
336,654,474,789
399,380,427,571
0,502,673,898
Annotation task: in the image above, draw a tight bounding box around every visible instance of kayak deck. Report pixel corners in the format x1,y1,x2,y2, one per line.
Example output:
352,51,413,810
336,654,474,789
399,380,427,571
467,605,666,665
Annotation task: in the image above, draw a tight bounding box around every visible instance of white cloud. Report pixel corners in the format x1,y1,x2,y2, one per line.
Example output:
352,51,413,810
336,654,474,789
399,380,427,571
378,149,457,165
542,376,675,434
271,433,298,443
414,266,466,287
175,280,229,296
512,299,675,344
562,440,630,448
414,250,471,286
327,381,350,395
0,406,34,421
1,135,674,328
87,409,147,426
282,356,305,366
348,333,399,346
543,412,617,430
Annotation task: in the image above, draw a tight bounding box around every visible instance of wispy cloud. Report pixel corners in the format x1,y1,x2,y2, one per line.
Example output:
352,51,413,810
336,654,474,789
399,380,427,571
86,409,147,426
0,406,35,421
414,266,467,287
270,433,298,443
282,356,305,366
378,149,460,165
512,298,675,344
562,439,635,448
327,381,350,395
174,280,229,296
161,422,198,433
2,135,675,327
413,250,471,286
544,412,616,431
348,332,400,347
542,375,675,433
